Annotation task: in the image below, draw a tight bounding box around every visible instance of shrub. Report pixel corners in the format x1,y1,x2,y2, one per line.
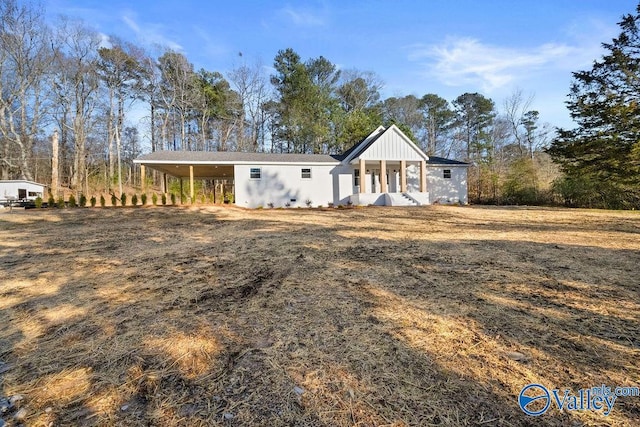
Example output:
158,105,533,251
90,196,97,207
131,194,138,206
120,193,127,206
48,193,55,208
161,193,167,205
100,195,106,207
111,194,117,206
141,193,147,205
57,196,65,208
224,192,234,204
68,194,76,207
34,196,43,208
79,194,87,207
200,194,206,204
151,193,158,205
170,193,176,205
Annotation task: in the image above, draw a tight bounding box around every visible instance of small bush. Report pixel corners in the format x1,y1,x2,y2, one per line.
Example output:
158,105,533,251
161,193,167,205
79,194,87,207
152,193,158,205
141,193,147,205
131,194,138,206
48,193,55,208
225,192,234,204
256,205,263,209
120,193,127,206
35,196,43,208
100,195,106,207
200,194,206,204
90,196,96,207
68,194,76,207
170,193,176,205
57,196,65,209
111,194,117,206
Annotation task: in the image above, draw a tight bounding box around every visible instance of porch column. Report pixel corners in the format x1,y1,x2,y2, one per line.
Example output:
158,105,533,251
140,164,146,193
162,173,167,195
400,160,407,193
380,160,387,193
420,160,427,192
189,165,195,201
359,158,366,193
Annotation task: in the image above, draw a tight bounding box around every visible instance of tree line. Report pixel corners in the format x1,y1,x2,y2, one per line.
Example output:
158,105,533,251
1,0,565,205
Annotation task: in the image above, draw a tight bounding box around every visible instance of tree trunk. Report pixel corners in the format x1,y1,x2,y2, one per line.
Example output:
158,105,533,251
51,130,59,196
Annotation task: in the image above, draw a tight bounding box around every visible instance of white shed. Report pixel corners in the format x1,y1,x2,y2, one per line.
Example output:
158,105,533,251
0,180,47,202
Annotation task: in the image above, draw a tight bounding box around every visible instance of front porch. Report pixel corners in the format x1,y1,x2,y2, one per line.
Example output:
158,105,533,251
350,192,430,206
349,158,429,206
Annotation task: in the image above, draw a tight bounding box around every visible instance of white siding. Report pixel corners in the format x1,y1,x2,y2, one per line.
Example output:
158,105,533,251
235,163,344,208
358,128,426,161
427,166,468,204
0,181,46,200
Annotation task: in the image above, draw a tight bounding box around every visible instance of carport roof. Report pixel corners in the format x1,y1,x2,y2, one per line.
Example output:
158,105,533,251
135,151,342,164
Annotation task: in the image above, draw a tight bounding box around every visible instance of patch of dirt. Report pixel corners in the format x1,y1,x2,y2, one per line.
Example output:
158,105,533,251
0,205,639,426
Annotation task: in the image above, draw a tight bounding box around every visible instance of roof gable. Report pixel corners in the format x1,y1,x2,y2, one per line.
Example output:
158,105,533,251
342,125,429,163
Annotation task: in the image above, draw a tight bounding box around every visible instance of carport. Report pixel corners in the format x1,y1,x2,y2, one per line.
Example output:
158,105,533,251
134,152,237,201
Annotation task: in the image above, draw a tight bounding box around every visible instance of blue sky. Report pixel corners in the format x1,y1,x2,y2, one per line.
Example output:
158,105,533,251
45,0,639,129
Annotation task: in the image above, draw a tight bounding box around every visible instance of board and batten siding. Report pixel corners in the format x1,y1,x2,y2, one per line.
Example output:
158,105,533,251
234,163,343,208
357,128,426,161
426,166,468,204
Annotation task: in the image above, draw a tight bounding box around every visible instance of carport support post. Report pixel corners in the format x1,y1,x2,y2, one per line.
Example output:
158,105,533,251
140,164,146,193
400,160,407,193
189,165,194,203
380,160,387,193
420,160,427,193
162,173,167,195
359,158,366,193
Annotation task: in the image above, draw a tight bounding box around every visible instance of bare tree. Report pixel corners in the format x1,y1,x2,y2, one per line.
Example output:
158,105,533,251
503,89,535,157
0,0,51,180
229,59,271,152
97,37,145,193
53,18,101,196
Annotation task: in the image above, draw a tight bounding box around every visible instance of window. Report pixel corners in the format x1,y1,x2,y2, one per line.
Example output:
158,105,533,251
301,168,312,179
354,169,360,186
250,168,261,179
443,169,452,179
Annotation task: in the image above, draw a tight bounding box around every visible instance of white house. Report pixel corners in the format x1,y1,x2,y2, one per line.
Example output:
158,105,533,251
134,125,469,208
0,180,46,202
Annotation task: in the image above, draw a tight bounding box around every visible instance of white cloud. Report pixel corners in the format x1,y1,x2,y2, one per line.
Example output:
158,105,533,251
280,5,326,27
192,26,228,58
409,37,579,93
121,12,182,51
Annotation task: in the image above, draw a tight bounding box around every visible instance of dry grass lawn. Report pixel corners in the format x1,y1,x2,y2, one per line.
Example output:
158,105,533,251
0,205,639,426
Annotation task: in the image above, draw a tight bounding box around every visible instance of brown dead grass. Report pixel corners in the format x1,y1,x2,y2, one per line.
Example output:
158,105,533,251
0,205,639,426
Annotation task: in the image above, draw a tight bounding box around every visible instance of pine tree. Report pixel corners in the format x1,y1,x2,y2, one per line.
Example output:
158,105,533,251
548,4,640,208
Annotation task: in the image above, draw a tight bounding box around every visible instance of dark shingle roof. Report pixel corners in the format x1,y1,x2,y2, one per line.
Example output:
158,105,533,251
427,156,469,166
137,151,341,163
